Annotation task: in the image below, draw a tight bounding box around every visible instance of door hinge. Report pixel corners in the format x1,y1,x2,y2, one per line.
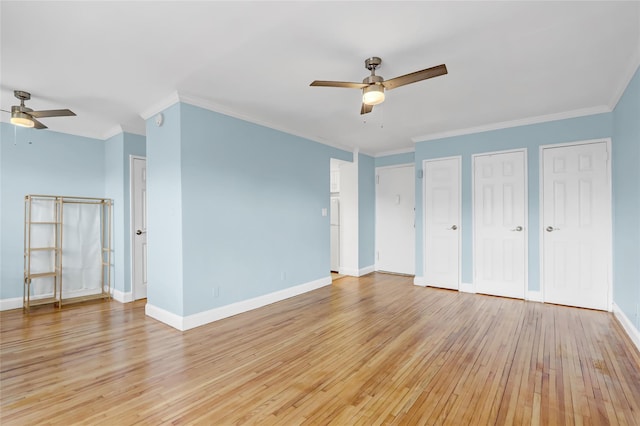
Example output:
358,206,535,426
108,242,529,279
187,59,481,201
376,175,380,184
377,251,380,260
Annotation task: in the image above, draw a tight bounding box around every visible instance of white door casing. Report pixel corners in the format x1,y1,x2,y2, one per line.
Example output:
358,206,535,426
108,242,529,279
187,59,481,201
423,157,461,290
375,165,415,275
541,140,611,311
131,156,148,300
473,150,527,299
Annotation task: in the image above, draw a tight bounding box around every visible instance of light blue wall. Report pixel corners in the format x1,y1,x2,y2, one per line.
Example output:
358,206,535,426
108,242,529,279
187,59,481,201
374,151,415,168
104,132,146,295
145,102,351,317
104,133,125,293
612,65,640,330
145,103,185,315
358,153,376,269
414,113,613,290
122,133,146,293
0,124,106,298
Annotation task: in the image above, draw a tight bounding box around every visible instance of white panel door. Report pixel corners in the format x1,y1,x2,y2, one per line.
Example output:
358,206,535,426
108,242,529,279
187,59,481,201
542,142,611,310
423,157,460,290
375,165,415,275
474,151,527,299
132,157,148,300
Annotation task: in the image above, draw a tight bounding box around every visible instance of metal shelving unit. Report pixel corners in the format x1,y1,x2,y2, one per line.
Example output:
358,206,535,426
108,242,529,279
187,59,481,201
23,195,112,311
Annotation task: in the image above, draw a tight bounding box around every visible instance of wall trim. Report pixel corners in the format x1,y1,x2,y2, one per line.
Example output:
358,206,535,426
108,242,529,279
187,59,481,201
145,303,185,330
0,297,22,311
113,289,133,303
609,56,640,110
413,276,428,287
526,290,543,303
411,105,610,144
146,276,332,331
339,267,358,276
459,282,475,293
374,146,415,157
139,91,181,120
341,265,375,277
613,302,640,353
358,265,375,277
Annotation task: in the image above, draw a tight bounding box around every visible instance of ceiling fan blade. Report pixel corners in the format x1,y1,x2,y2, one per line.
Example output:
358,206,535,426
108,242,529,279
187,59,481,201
310,80,368,89
360,103,373,115
29,109,76,118
382,64,448,90
32,118,48,129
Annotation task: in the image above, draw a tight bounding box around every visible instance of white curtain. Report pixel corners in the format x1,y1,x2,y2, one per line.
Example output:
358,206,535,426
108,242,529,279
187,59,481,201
29,198,103,298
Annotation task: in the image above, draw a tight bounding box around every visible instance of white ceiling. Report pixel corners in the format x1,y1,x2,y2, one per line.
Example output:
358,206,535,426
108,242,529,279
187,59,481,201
1,1,639,155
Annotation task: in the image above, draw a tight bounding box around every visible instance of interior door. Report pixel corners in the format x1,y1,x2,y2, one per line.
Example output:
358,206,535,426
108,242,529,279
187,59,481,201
542,141,611,310
423,157,460,290
473,150,527,299
330,196,340,272
132,157,148,300
375,165,415,275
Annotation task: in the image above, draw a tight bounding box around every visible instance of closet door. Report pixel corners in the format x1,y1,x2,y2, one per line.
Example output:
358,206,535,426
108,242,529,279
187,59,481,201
473,150,527,299
423,157,460,290
541,141,611,310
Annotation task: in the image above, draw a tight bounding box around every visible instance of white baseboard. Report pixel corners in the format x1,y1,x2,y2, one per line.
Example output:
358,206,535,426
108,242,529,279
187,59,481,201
339,266,358,276
613,302,640,353
1,288,110,311
414,277,469,292
340,265,375,277
112,288,133,303
459,282,475,293
526,290,543,303
413,276,428,287
359,265,375,276
145,303,184,331
146,275,333,331
0,297,22,311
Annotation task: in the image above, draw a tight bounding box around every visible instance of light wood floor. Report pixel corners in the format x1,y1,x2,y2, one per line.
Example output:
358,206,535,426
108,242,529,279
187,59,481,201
2,273,639,425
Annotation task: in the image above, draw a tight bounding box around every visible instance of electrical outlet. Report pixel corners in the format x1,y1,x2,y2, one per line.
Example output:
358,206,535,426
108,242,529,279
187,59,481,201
281,271,286,281
213,286,220,298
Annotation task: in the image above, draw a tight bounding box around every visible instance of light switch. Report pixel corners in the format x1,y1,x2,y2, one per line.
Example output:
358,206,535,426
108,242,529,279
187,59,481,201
322,208,327,217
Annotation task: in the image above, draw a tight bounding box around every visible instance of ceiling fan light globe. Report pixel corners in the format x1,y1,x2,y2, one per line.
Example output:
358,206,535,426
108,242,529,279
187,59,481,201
11,112,34,128
362,85,385,106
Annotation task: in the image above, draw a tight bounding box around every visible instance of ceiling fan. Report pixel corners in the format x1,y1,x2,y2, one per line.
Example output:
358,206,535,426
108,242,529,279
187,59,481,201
310,57,447,115
2,90,76,129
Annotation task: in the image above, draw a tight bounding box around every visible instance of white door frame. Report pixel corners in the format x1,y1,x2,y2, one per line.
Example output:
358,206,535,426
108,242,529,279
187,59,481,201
538,138,613,311
130,155,147,301
471,148,528,298
422,156,461,289
375,163,415,275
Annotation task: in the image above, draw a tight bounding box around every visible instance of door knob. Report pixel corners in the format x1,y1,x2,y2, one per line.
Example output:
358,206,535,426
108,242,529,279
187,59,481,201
511,226,523,232
546,226,558,232
136,229,146,235
449,225,458,230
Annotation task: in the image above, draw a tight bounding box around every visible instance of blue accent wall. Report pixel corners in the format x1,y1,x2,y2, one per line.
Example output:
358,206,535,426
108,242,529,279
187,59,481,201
145,103,185,315
146,102,351,317
414,113,613,290
612,65,640,330
358,153,376,269
0,124,106,298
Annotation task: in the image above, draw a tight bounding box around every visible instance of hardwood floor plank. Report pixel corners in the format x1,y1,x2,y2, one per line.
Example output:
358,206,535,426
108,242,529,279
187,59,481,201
2,273,639,425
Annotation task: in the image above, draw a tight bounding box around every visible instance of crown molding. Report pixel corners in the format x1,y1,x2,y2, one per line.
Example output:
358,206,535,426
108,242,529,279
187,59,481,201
374,146,415,158
174,92,353,154
139,91,180,120
609,53,640,110
102,125,124,140
411,105,611,144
